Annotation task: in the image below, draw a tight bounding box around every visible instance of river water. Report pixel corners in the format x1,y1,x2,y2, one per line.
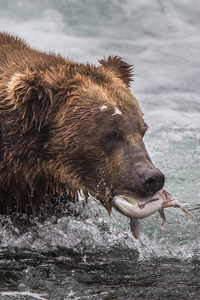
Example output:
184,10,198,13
0,0,200,299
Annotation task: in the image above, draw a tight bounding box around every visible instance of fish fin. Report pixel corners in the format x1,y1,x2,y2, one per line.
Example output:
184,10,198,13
130,218,141,239
158,208,166,222
180,207,196,218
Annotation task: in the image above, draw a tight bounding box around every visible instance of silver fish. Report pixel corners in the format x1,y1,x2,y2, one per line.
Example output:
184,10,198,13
112,189,196,239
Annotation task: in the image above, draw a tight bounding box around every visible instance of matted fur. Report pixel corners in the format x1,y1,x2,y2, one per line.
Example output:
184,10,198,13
0,33,157,215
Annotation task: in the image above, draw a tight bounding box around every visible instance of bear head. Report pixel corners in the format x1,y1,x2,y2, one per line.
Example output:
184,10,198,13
4,56,165,213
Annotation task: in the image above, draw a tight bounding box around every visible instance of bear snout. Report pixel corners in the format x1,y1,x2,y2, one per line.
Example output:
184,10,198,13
110,166,165,201
140,168,165,194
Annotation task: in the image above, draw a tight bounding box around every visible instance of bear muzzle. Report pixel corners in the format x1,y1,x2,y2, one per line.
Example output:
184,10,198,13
111,167,165,202
140,168,165,195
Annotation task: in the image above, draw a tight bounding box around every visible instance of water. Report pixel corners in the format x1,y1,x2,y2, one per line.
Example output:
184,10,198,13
0,0,200,299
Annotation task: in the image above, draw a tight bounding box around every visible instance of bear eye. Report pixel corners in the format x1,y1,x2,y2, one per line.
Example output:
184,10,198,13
106,130,124,141
103,130,125,155
107,131,123,140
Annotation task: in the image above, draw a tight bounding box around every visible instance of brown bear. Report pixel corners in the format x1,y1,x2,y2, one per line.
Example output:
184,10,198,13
0,32,165,215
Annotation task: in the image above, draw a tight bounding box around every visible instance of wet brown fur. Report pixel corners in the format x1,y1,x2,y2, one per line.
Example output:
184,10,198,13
0,33,154,215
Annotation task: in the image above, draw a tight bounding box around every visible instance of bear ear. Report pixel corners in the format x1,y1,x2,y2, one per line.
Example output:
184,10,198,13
99,56,134,88
8,71,54,132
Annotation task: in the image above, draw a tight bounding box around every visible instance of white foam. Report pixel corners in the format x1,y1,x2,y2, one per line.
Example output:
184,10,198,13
0,291,48,300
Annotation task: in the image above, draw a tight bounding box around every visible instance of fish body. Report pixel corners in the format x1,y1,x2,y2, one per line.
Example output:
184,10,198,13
112,195,163,219
112,189,195,239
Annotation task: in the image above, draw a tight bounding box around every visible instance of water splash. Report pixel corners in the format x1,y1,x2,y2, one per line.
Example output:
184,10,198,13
0,291,48,300
0,198,199,263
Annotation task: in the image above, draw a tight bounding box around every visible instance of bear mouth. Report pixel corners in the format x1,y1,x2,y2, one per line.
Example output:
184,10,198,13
113,189,156,203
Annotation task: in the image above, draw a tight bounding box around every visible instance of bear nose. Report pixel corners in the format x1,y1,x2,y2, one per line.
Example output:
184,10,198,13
141,168,165,194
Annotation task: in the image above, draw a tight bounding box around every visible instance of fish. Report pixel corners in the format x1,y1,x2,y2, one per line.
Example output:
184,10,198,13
112,189,196,239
